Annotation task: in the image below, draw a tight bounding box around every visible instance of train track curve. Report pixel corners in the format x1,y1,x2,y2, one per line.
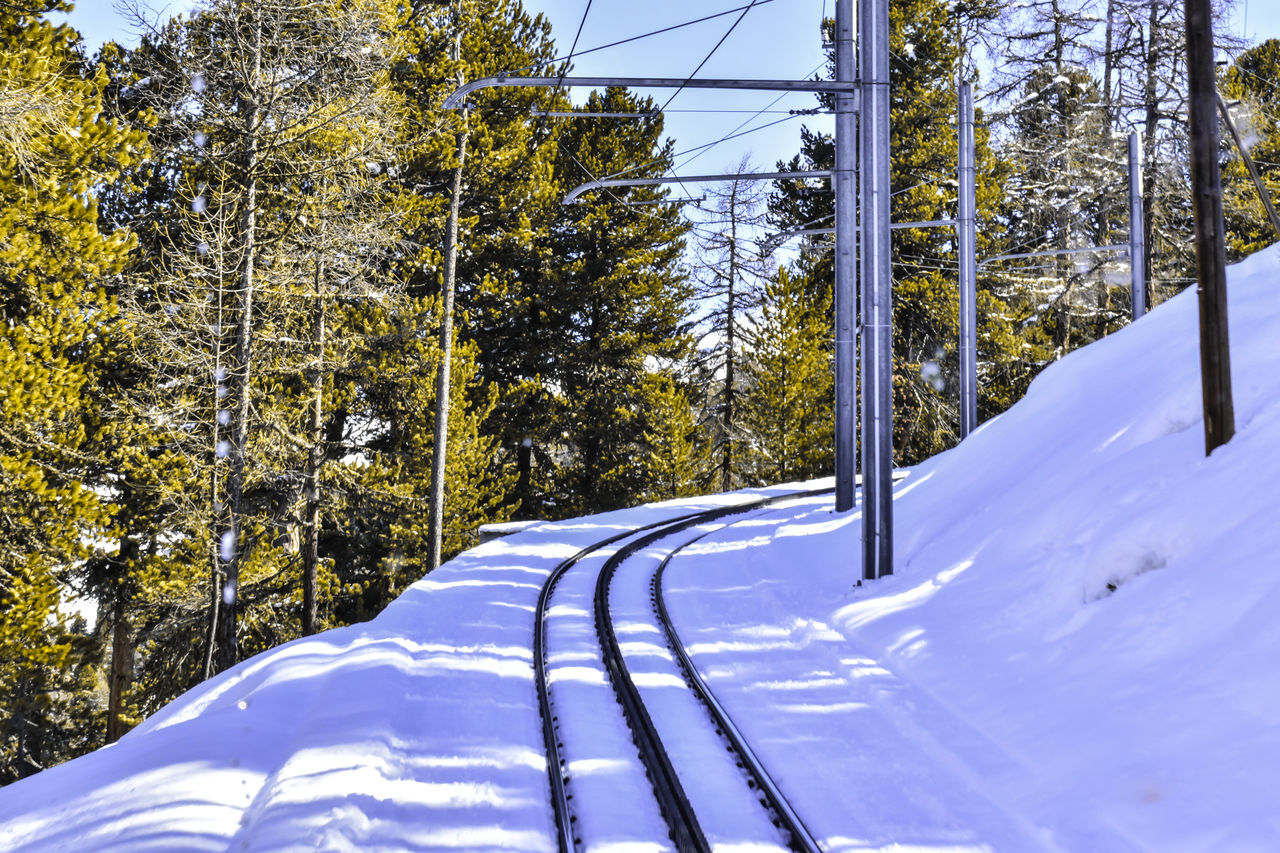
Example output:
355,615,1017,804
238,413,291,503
534,490,833,852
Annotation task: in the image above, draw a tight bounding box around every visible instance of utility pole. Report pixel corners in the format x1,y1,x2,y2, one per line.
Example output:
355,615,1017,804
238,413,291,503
1128,132,1147,321
957,83,977,438
833,0,857,513
858,0,893,580
1183,0,1235,455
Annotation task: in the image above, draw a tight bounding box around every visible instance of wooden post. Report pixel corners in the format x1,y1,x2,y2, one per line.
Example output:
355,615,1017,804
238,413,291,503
1184,0,1235,455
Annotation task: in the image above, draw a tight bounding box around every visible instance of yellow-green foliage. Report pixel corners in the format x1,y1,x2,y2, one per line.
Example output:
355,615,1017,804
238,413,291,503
0,3,147,781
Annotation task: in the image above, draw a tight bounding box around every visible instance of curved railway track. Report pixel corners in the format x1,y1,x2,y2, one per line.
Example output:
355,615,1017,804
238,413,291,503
534,490,833,852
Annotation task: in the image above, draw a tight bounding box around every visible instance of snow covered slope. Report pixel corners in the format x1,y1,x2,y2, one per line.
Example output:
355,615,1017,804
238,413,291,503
3,245,1279,851
667,245,1280,851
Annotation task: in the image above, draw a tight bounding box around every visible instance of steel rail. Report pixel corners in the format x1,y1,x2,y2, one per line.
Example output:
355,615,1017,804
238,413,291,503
537,475,906,849
534,506,722,851
644,473,904,850
653,515,825,852
593,489,832,850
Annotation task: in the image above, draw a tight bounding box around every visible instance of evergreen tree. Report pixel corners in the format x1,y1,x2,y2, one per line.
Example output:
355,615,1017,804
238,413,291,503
741,261,834,485
0,2,146,779
391,0,561,515
637,371,704,503
535,88,693,515
1222,39,1280,259
770,0,1014,463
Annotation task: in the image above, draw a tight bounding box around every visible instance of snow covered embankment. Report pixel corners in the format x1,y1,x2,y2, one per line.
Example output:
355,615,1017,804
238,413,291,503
665,244,1280,852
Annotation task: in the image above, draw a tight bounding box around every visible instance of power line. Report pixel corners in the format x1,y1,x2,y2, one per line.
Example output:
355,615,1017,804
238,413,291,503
660,0,764,113
507,0,781,75
555,0,595,99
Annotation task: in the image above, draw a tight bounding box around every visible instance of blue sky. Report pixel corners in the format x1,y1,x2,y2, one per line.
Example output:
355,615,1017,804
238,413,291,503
60,0,832,185
58,0,1280,201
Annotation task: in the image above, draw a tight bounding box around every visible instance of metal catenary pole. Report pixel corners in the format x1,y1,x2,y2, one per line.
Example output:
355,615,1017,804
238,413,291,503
1128,132,1147,321
859,0,893,579
958,83,977,438
834,0,858,514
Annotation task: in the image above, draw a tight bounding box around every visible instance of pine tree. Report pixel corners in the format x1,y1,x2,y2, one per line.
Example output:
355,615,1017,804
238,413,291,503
0,2,146,779
391,0,561,512
741,261,834,485
769,0,1015,463
637,371,704,503
535,88,693,515
1222,39,1280,259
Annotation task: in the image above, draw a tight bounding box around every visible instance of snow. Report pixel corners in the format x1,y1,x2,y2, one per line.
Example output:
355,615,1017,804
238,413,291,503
4,245,1280,850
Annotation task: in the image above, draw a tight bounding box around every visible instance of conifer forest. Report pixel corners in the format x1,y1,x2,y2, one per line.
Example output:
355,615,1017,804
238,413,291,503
2,0,1274,782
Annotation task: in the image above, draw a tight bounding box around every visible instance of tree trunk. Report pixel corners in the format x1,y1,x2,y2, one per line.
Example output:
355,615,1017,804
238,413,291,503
721,182,740,493
214,16,262,674
1142,6,1160,307
106,594,133,743
426,125,469,571
302,259,325,635
1184,0,1235,454
1103,0,1116,131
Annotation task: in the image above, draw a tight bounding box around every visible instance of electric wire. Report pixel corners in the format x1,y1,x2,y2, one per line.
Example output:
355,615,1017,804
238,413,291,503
584,61,825,191
658,0,764,114
555,0,595,98
505,0,781,75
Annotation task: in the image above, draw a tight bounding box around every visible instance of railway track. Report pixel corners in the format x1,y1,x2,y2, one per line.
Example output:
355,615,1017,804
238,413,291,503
534,490,832,852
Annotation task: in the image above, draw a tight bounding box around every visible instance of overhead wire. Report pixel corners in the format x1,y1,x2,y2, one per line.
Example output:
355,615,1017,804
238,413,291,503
658,0,763,114
506,0,781,75
554,0,595,98
651,0,765,205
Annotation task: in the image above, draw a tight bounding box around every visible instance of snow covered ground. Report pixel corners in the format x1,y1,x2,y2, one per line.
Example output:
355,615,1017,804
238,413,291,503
4,245,1280,851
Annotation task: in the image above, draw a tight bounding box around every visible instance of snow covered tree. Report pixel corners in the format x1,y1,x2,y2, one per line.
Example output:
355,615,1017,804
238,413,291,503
993,64,1131,356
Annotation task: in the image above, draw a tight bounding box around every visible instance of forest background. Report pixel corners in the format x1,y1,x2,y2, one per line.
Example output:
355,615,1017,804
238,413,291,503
2,0,1278,783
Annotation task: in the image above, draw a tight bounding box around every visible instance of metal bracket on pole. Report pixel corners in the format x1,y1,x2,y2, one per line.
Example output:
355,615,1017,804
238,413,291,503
958,83,978,439
442,64,866,563
622,196,705,207
1128,132,1147,321
443,75,860,110
978,244,1129,267
762,219,956,254
564,170,831,204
